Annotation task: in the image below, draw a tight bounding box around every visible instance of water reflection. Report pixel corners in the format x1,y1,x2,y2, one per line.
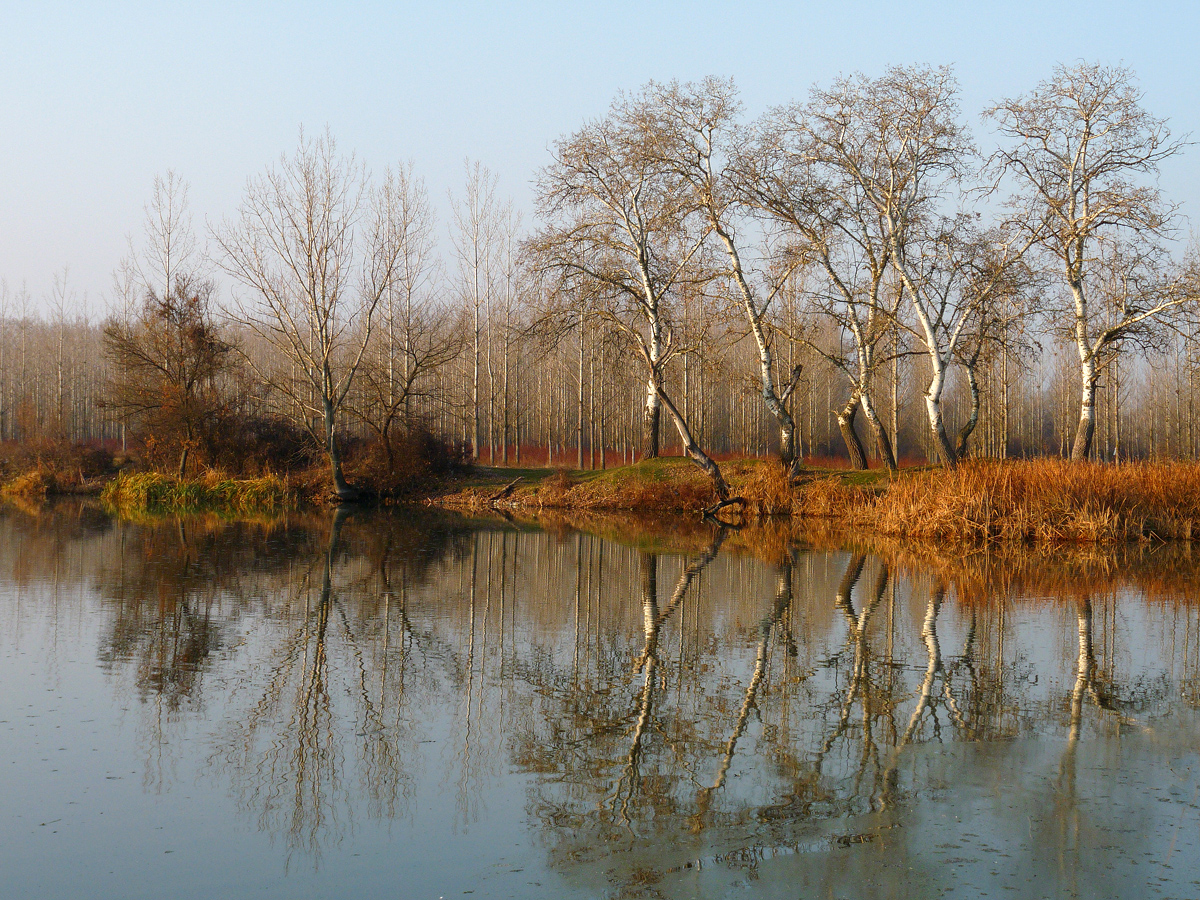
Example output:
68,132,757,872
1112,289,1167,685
4,504,1200,896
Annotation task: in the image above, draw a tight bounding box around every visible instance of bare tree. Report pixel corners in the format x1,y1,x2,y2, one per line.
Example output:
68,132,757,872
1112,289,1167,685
643,78,805,472
530,89,733,500
450,161,504,463
349,164,462,472
215,130,407,499
745,95,908,471
787,66,1028,468
986,62,1192,460
129,171,199,301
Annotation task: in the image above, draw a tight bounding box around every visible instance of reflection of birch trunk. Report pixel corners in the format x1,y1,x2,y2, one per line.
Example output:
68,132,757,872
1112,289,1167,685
1070,598,1092,745
1055,597,1096,863
633,527,729,673
691,557,796,829
612,552,659,822
816,554,888,761
612,533,726,820
1063,596,1125,753
880,582,944,806
899,583,944,747
1059,597,1121,793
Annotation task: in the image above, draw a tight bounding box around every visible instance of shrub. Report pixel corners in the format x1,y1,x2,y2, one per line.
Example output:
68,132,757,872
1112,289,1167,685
204,413,323,477
347,426,469,497
0,439,116,494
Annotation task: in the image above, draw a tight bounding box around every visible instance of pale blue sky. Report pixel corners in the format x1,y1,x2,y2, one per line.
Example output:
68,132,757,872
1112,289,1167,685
3,0,1198,310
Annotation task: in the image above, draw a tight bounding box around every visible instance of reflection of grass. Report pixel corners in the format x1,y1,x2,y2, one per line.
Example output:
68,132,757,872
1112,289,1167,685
101,471,289,517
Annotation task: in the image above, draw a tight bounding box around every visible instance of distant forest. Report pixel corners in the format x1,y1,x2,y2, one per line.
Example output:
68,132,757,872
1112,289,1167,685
3,62,1198,493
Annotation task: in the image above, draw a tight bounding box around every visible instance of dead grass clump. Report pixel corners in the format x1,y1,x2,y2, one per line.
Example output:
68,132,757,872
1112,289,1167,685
868,459,1200,543
1,468,56,501
537,468,575,501
793,475,877,520
740,461,794,516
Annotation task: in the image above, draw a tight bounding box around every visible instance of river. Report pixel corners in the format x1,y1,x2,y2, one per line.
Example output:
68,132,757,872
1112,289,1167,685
2,502,1199,898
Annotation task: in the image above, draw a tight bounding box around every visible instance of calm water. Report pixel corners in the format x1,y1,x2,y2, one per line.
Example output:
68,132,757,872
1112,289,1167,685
3,504,1200,899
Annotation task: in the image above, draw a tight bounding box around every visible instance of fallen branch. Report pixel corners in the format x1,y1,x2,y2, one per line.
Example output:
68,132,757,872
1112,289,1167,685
488,477,523,506
703,496,748,522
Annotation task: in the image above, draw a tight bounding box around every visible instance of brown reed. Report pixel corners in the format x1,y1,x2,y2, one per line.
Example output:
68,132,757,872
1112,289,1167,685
796,459,1200,544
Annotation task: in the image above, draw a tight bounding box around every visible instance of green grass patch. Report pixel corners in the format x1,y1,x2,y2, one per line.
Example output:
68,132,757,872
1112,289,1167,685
101,471,289,517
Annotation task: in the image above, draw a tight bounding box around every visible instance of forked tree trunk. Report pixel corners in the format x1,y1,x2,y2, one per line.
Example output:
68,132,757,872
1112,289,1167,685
837,394,868,471
923,364,958,469
860,391,897,473
924,394,958,469
955,364,981,460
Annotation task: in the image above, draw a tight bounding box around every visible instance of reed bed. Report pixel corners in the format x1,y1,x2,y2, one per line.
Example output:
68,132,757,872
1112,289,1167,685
101,471,289,516
797,459,1200,543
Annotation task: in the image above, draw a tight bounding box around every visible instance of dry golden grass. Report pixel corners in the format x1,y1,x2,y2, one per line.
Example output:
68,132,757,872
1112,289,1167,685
1,468,56,502
817,459,1200,544
738,459,794,516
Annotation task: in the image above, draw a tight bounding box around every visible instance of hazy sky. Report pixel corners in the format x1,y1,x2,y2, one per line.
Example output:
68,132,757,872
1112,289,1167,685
3,0,1198,312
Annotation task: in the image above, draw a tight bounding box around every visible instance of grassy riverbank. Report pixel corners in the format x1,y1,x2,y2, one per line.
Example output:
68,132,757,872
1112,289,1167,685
433,456,801,515
435,457,1200,544
8,445,1200,545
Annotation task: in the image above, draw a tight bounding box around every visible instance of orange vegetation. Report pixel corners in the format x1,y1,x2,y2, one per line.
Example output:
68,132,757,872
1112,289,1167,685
795,459,1200,544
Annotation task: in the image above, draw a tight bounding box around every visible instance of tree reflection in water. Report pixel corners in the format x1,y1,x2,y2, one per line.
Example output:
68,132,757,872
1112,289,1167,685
9,504,1198,890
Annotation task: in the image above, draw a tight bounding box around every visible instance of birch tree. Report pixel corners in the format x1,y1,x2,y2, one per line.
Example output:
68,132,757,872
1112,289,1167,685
986,62,1191,460
744,98,905,471
643,78,805,472
530,91,733,501
794,66,1020,468
215,130,407,499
